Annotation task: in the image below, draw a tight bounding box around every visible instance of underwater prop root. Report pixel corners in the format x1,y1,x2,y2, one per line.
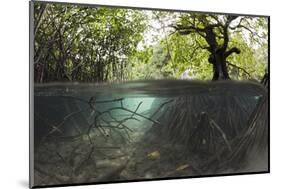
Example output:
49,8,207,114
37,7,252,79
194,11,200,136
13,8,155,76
151,87,267,174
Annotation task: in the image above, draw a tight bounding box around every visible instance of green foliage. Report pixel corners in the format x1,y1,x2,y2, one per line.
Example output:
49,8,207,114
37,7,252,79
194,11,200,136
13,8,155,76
34,2,147,82
227,33,267,80
34,2,268,83
128,45,174,80
165,32,212,80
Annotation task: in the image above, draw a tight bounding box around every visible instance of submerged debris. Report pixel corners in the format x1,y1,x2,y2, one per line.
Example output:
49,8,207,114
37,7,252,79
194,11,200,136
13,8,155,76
33,81,268,185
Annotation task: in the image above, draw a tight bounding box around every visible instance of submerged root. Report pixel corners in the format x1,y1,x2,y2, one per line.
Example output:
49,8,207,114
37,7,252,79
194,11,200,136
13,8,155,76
149,88,268,174
34,81,268,184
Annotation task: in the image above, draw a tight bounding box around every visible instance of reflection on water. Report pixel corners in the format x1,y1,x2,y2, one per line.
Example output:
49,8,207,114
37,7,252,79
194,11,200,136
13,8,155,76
32,80,268,187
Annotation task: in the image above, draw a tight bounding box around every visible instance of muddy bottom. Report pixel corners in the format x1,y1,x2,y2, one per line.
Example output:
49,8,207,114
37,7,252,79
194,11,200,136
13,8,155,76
32,80,268,186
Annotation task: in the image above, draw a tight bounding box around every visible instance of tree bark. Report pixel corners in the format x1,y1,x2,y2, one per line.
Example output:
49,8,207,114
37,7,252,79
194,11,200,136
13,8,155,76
209,51,230,81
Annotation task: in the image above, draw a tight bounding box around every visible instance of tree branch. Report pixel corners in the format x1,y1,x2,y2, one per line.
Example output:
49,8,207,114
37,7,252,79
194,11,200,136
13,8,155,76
224,47,241,58
170,24,205,37
226,61,251,78
229,17,264,41
34,4,47,37
221,16,239,51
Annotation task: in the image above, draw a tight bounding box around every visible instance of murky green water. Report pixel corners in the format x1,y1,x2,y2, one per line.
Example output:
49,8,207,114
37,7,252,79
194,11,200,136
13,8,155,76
32,80,268,186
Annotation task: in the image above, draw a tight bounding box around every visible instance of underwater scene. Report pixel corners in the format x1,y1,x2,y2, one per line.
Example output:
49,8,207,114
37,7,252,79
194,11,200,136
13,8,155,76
31,1,269,187
33,80,268,186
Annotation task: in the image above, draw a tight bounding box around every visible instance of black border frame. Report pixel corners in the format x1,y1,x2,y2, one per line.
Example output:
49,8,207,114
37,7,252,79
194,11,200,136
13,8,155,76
29,0,270,188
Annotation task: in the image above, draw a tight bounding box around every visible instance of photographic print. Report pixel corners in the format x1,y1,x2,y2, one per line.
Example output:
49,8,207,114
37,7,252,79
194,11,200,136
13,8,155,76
30,0,269,188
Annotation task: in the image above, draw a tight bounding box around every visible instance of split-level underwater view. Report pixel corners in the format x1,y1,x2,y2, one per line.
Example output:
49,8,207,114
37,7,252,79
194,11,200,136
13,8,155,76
30,1,269,187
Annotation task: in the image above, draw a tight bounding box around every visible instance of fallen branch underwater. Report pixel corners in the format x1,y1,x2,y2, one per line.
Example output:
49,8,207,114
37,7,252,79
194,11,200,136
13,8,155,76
35,95,176,183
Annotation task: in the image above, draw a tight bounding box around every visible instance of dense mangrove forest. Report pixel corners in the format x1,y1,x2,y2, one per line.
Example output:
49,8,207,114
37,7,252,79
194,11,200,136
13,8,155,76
31,1,269,187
